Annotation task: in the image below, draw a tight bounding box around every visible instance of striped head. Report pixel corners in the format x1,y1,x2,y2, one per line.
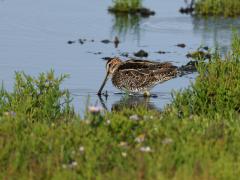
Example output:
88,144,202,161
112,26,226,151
106,58,122,75
98,58,122,95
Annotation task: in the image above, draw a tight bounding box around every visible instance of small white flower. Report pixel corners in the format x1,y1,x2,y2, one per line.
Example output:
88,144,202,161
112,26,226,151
85,120,90,124
63,161,78,169
129,114,140,121
71,161,78,167
119,141,128,148
140,146,152,152
68,161,78,168
189,115,194,120
4,111,16,117
162,138,173,145
106,119,111,124
121,152,127,157
143,115,153,120
79,146,85,152
135,134,145,143
88,106,102,114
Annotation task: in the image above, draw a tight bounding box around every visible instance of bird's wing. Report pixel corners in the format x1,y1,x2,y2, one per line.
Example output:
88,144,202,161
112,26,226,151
112,68,158,91
118,60,176,70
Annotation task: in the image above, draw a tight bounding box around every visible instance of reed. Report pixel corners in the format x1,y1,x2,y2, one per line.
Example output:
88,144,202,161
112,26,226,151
195,0,240,17
108,0,154,17
109,0,142,13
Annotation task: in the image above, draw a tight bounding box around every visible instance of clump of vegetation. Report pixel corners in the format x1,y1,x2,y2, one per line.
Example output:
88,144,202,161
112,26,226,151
0,70,73,123
108,0,155,17
2,33,240,179
110,0,142,12
186,46,211,60
195,0,240,17
175,32,240,116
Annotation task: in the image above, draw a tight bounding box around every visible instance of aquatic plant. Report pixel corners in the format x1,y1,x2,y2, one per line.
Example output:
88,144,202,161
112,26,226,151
195,0,240,17
186,46,212,60
109,0,155,17
110,0,142,13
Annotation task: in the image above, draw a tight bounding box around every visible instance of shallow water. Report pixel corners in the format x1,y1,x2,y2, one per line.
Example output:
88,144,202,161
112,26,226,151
0,0,239,115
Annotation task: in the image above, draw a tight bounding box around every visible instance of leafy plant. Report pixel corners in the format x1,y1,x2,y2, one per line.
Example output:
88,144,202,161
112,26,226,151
110,0,142,12
0,70,73,123
195,0,240,17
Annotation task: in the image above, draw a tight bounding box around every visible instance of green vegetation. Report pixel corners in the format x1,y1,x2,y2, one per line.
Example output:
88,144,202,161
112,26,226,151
186,46,211,60
0,70,73,123
108,0,155,17
109,0,142,13
2,34,240,179
195,0,240,17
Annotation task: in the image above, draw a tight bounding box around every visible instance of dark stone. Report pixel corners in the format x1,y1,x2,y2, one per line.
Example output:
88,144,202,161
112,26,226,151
102,57,112,61
179,7,194,14
78,39,84,44
101,39,111,44
94,52,102,55
138,8,155,17
67,40,75,44
176,43,186,48
156,51,166,54
134,50,148,57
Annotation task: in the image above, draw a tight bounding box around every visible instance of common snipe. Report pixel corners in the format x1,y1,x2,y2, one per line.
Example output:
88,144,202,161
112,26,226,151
97,58,178,96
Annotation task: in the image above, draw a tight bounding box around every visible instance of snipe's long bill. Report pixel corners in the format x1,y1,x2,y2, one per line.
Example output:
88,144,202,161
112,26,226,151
97,58,178,96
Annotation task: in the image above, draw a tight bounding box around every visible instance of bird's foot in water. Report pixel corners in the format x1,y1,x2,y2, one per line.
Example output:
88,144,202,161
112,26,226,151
97,90,108,98
143,91,151,97
143,91,158,98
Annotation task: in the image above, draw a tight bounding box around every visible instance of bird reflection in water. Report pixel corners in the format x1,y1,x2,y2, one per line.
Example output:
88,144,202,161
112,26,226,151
98,94,159,112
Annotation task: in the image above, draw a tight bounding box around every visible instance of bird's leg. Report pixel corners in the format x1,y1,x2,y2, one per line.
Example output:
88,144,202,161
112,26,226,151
98,95,108,111
143,91,151,97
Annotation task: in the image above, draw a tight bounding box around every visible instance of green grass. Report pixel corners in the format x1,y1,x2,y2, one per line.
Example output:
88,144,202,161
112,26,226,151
2,33,240,179
109,0,142,13
108,0,155,17
195,0,240,17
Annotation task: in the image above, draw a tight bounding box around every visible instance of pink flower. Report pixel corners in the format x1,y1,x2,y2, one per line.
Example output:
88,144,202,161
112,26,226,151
88,106,103,114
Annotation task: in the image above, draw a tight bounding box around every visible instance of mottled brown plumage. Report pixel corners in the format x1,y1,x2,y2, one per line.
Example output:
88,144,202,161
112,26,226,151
98,58,178,95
